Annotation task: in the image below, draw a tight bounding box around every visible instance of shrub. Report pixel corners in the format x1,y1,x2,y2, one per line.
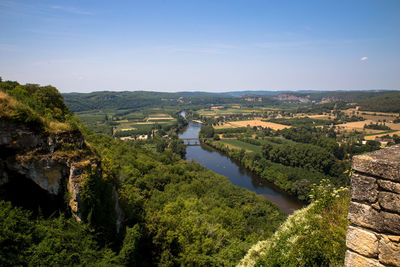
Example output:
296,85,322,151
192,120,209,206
239,180,350,267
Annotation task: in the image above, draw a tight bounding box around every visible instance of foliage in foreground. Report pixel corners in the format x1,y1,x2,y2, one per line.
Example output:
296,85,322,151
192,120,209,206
239,180,350,267
0,201,121,266
86,132,285,266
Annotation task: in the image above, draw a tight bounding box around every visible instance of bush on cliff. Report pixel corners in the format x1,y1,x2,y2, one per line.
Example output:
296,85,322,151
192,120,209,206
239,180,350,267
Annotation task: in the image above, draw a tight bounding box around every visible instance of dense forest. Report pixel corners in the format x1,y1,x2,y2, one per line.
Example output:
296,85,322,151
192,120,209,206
63,91,239,112
358,91,400,113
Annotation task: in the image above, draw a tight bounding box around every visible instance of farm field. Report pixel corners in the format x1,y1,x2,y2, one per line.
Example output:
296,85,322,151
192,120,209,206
343,109,399,122
336,120,374,131
197,106,280,117
364,131,400,140
361,114,398,122
116,119,176,131
218,139,261,152
307,114,331,119
75,107,180,134
215,120,290,130
293,114,331,119
385,123,400,130
336,119,400,140
147,114,174,121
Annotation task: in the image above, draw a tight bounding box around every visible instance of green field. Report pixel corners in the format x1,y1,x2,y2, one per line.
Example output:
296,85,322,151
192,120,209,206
259,137,297,146
116,120,177,131
74,107,180,135
219,139,262,152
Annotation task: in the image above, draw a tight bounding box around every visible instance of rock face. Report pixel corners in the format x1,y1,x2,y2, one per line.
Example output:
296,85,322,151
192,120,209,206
0,119,122,229
345,144,400,267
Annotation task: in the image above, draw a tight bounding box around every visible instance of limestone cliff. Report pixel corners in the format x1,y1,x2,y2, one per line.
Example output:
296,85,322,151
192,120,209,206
0,119,123,230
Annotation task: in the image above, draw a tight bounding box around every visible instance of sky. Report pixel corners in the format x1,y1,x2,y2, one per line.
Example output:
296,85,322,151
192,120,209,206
0,0,399,93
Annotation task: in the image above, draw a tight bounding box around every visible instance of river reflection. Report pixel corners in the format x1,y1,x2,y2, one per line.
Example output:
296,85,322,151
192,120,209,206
179,120,303,214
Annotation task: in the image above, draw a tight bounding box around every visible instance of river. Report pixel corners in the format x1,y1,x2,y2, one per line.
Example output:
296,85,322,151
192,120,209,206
179,119,303,214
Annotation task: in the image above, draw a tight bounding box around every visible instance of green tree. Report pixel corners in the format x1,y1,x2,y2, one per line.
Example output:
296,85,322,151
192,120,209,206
199,124,214,138
118,224,142,266
0,201,34,266
169,139,186,158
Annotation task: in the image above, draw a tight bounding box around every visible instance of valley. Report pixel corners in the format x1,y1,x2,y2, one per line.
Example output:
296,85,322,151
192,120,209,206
1,79,399,266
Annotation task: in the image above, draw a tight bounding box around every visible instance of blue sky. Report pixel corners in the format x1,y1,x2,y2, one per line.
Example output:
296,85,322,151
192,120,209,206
0,0,399,92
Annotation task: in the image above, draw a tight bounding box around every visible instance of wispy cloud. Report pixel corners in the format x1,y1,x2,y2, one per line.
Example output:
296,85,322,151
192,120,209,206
50,5,93,15
360,56,368,61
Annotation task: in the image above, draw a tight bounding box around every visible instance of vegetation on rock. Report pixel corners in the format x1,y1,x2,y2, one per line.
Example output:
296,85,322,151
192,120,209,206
239,180,350,267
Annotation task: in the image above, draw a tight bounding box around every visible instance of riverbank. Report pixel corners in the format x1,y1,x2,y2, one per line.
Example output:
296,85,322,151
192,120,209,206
179,121,303,214
203,139,321,203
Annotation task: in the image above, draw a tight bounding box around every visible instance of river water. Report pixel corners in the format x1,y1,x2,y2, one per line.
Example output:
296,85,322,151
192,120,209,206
179,120,303,214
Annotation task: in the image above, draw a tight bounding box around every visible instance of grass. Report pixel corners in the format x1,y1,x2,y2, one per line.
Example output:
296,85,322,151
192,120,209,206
219,139,262,152
0,91,72,133
0,91,20,118
116,119,177,131
259,137,297,146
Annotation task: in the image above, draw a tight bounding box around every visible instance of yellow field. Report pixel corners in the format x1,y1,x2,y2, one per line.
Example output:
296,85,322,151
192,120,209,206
364,131,400,140
343,109,399,122
359,114,398,122
336,120,373,131
215,120,290,130
147,114,174,120
337,120,400,131
135,121,169,125
387,123,400,130
336,119,400,140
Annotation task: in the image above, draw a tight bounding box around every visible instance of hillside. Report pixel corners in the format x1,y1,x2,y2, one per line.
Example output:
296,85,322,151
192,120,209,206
358,91,400,113
239,182,349,266
63,91,238,112
0,79,286,266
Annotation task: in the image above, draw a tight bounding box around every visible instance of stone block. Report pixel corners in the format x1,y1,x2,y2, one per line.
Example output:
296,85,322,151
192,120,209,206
344,251,384,267
348,202,381,231
381,211,400,235
352,144,400,182
351,173,378,203
346,226,378,257
379,234,400,266
378,179,400,194
379,191,400,214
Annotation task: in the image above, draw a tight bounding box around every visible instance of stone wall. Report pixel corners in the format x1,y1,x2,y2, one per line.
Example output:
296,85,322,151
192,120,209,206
345,144,400,267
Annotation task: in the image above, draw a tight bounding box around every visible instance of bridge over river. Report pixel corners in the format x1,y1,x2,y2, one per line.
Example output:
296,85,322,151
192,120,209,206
181,137,210,146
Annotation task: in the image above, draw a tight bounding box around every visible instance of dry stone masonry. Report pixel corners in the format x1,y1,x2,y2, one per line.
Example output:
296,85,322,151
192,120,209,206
345,144,400,267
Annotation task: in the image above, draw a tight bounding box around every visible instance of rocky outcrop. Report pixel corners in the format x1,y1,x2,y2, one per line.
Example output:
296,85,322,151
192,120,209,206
345,144,400,267
0,119,122,229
